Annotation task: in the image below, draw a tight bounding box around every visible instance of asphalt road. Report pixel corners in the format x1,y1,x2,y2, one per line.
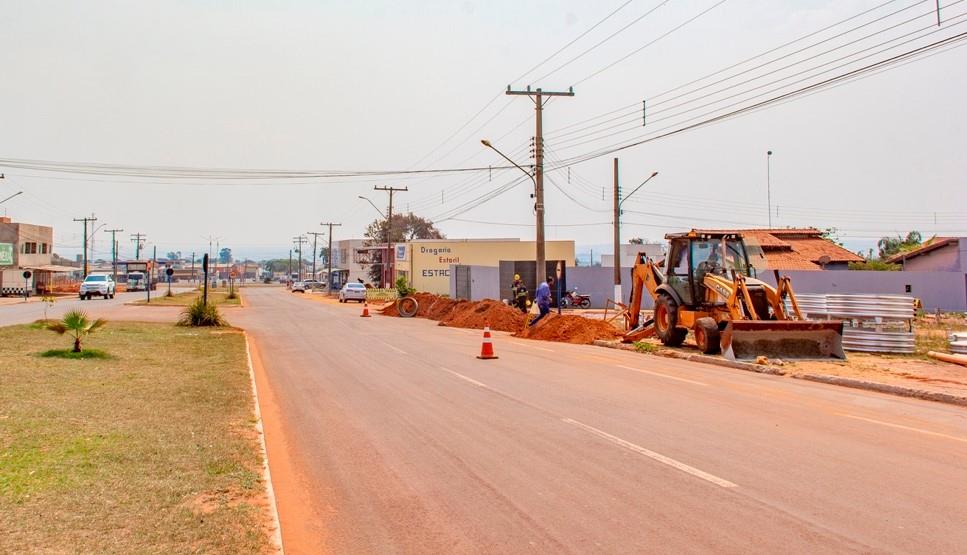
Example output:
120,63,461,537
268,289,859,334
0,287,192,326
233,288,966,554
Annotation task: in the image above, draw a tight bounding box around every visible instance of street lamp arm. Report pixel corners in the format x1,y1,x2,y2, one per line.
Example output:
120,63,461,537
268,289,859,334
358,196,386,218
481,139,536,186
0,191,23,205
619,171,659,208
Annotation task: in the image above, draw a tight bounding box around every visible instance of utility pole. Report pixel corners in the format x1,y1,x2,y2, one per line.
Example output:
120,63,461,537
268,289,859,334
190,252,196,284
105,228,123,283
130,233,146,260
320,222,342,294
374,186,407,287
612,158,621,303
306,231,326,281
506,85,574,285
293,236,308,281
767,150,773,228
73,215,97,277
287,249,292,282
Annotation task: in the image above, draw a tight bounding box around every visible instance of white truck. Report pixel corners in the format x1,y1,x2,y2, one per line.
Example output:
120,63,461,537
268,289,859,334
126,271,147,291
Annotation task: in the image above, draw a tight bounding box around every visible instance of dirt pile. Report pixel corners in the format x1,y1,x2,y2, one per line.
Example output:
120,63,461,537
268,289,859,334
515,314,623,344
379,293,526,332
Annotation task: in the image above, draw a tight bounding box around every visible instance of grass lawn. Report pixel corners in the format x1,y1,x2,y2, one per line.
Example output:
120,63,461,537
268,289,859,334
0,322,271,553
132,289,242,306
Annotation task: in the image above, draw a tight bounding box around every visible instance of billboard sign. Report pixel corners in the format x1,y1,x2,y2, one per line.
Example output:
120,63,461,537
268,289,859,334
0,243,13,266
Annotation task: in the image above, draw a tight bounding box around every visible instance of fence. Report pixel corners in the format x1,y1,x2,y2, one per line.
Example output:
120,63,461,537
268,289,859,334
789,294,916,353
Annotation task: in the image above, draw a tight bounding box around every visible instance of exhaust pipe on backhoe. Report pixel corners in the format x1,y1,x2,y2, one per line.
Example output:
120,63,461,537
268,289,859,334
721,320,846,361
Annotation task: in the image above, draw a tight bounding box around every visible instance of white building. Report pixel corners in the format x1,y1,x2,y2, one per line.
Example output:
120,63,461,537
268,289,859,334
601,242,665,269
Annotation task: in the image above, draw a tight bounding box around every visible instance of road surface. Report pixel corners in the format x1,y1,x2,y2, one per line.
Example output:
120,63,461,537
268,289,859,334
0,287,193,326
235,288,966,553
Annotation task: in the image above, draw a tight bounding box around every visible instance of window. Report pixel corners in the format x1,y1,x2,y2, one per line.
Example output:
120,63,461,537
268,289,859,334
669,243,688,275
22,242,37,254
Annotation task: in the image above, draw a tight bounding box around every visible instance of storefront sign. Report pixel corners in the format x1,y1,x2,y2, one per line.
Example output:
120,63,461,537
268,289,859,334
0,243,12,266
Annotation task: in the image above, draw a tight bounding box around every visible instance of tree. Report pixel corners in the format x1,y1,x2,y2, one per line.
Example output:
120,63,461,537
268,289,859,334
819,228,843,247
628,237,644,245
47,310,106,353
261,259,290,273
319,247,330,266
165,251,182,260
363,213,444,284
877,231,921,260
219,247,232,264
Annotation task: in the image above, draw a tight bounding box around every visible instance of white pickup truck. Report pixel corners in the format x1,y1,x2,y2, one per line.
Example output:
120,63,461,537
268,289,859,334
79,274,116,300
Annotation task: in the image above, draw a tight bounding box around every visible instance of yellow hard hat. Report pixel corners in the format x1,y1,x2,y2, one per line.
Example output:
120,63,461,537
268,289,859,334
514,274,520,280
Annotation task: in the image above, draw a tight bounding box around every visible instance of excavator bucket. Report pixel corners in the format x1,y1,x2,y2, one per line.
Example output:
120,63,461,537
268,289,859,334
721,320,846,361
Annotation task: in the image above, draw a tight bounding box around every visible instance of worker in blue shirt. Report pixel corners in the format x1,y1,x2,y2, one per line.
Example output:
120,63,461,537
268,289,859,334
529,276,554,327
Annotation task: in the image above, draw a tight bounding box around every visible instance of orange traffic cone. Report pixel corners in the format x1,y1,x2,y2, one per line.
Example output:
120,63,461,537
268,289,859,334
360,301,371,318
476,325,499,360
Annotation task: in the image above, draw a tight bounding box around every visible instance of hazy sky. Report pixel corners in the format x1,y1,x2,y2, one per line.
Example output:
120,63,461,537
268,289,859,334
1,0,964,261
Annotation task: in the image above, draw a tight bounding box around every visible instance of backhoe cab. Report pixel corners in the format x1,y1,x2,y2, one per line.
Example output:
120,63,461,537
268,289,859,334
625,231,845,361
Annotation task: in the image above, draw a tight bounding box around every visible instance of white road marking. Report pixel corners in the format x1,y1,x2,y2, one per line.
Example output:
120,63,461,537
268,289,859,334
562,418,738,488
382,342,407,355
839,414,967,444
616,365,709,386
511,341,555,353
441,368,494,391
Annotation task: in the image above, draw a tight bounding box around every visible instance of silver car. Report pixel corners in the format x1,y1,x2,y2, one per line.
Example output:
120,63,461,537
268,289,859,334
291,281,310,293
339,282,367,303
79,274,116,300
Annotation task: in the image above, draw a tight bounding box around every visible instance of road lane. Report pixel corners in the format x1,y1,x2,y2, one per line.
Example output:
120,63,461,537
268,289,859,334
0,287,193,326
232,288,967,554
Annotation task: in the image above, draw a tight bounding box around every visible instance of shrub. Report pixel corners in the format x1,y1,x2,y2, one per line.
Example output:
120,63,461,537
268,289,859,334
46,310,106,353
633,341,659,353
395,276,415,298
178,298,226,327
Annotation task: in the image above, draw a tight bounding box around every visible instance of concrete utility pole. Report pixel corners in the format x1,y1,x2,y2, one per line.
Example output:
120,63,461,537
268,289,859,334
105,228,123,282
130,233,146,260
767,150,773,228
374,186,407,287
614,164,660,304
320,222,342,294
73,215,97,277
612,158,621,303
306,231,326,281
293,236,308,281
505,85,574,284
287,249,292,280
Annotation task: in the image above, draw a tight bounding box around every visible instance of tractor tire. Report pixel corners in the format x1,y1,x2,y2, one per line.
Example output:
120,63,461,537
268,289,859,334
654,294,687,347
694,317,721,355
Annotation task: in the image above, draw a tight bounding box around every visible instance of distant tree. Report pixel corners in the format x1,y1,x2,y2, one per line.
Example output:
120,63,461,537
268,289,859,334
364,213,444,284
219,247,232,264
628,237,644,245
319,247,330,266
262,259,291,273
165,251,182,260
819,228,843,247
877,231,921,260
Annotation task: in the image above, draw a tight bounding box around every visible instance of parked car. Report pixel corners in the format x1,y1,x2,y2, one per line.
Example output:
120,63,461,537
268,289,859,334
303,279,322,290
291,281,310,293
79,274,116,300
339,282,367,303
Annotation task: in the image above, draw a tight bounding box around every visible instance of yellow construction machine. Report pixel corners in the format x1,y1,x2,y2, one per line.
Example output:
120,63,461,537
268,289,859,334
624,230,845,361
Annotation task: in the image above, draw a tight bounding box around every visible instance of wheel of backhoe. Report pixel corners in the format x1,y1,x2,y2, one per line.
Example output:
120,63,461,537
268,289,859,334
654,294,687,347
694,317,721,355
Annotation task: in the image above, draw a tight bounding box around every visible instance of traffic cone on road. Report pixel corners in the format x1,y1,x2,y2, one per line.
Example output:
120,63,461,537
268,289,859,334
476,325,499,360
360,301,371,318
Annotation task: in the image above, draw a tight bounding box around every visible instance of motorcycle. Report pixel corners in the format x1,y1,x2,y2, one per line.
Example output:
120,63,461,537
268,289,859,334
560,288,591,309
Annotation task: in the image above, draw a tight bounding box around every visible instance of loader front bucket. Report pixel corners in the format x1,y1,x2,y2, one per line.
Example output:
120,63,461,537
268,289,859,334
721,320,846,361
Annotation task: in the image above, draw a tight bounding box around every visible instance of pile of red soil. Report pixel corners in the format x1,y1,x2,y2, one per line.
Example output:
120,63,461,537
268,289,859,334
379,293,525,332
514,314,623,344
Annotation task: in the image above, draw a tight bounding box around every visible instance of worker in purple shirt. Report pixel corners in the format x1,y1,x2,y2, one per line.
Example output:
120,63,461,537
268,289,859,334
529,276,554,327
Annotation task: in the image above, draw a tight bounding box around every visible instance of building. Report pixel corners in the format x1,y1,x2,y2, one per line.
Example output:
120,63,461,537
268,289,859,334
331,238,376,287
397,238,575,295
886,237,967,272
601,242,665,269
0,216,74,295
695,228,863,270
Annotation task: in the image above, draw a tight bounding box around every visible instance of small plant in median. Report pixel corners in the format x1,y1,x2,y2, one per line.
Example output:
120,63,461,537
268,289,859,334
46,310,107,353
633,341,659,353
395,276,415,298
178,297,226,327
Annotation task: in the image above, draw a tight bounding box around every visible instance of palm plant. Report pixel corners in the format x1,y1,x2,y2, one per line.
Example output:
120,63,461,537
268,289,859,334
47,310,106,352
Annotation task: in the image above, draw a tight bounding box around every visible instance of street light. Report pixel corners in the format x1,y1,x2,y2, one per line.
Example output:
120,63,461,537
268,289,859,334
766,150,773,228
358,195,386,218
614,170,659,302
482,138,548,296
358,196,389,285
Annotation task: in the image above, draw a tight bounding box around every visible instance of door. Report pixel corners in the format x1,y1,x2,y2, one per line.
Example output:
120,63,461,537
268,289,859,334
454,265,471,300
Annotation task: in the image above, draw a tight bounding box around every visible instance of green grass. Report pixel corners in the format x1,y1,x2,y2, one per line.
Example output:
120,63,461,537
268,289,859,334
38,349,111,359
0,322,269,553
633,341,660,353
131,289,241,306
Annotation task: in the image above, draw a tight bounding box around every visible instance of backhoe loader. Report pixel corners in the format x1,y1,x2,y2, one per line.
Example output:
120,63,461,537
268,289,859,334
624,230,845,361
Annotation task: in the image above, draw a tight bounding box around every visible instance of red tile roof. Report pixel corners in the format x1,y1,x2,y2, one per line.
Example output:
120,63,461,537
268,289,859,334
885,237,958,264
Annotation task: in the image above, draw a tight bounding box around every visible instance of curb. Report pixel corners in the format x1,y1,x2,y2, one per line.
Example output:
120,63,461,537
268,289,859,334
792,373,967,407
243,333,285,554
591,340,967,407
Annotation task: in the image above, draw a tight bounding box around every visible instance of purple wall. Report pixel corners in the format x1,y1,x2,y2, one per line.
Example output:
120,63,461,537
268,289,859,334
900,241,961,272
761,270,966,312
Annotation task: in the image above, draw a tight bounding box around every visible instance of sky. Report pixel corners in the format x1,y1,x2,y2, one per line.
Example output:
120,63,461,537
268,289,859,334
1,0,964,263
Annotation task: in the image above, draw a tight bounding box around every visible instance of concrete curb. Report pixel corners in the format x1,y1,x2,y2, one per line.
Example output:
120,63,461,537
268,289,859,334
792,373,967,407
243,333,285,554
591,340,967,407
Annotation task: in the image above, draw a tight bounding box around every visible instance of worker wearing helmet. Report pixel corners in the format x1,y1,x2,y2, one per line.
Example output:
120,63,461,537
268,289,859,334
511,273,528,313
